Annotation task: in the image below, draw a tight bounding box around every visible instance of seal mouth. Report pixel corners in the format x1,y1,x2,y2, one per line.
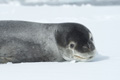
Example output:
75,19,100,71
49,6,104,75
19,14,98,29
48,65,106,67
74,55,86,59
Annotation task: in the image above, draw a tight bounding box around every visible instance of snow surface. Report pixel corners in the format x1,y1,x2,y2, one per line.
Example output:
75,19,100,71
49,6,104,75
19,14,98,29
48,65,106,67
0,5,120,80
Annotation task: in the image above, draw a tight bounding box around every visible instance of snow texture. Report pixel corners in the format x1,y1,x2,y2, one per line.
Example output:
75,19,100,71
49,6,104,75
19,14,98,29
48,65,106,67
0,5,120,80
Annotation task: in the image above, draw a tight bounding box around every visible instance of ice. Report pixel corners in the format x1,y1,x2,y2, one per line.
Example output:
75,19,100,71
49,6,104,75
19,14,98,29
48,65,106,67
0,5,120,80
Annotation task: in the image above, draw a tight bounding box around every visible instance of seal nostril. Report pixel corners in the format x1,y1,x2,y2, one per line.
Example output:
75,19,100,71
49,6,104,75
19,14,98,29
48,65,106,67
89,56,93,59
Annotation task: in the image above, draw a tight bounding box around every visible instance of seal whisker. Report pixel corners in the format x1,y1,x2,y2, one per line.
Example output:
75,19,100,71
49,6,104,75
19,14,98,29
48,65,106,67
74,55,86,59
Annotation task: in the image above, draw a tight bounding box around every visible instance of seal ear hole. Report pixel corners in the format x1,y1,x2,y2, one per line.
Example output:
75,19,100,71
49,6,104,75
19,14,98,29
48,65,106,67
69,42,76,49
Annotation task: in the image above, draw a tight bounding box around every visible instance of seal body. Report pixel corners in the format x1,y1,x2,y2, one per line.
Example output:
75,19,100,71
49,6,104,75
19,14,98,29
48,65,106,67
0,21,96,63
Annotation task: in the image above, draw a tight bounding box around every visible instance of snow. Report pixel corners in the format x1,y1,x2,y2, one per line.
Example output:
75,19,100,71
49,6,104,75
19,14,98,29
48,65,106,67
0,5,120,80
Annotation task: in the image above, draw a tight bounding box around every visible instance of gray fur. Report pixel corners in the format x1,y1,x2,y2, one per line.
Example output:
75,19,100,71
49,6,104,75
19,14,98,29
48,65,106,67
0,21,96,63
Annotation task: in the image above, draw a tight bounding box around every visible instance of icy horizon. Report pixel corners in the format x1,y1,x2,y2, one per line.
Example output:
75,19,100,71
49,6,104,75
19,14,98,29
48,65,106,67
0,0,120,6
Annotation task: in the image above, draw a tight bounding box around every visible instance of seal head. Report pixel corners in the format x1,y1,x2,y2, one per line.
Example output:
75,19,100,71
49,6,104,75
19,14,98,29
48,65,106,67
55,23,96,62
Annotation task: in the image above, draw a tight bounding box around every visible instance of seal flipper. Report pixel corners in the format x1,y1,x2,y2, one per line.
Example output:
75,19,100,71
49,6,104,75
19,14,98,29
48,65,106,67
0,56,17,63
0,38,28,63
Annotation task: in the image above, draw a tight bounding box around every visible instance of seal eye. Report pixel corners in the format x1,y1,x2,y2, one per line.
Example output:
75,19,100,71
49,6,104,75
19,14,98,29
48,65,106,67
70,44,75,48
69,42,76,49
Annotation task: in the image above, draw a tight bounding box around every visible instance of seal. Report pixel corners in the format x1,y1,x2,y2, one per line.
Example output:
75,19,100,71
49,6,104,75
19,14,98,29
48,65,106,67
0,20,96,63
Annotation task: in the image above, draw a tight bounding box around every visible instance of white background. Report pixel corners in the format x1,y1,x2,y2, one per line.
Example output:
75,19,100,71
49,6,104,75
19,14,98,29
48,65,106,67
0,4,120,80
